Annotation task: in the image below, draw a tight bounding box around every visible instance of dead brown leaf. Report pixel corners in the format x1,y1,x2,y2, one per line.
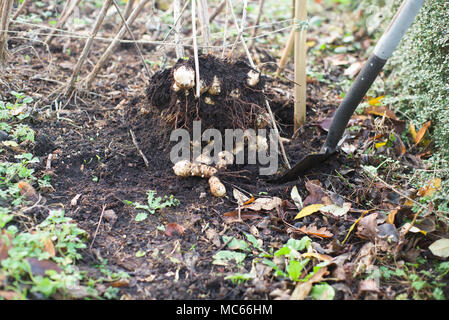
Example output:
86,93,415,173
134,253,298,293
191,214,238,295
417,177,442,198
0,230,12,263
303,180,332,206
353,242,376,276
294,225,334,238
109,279,130,288
414,120,431,145
356,212,378,242
26,257,63,276
223,210,263,223
358,279,380,293
386,208,399,224
0,290,21,300
290,266,329,300
344,61,363,78
18,180,40,203
243,197,282,211
164,223,186,237
43,238,56,258
364,106,398,121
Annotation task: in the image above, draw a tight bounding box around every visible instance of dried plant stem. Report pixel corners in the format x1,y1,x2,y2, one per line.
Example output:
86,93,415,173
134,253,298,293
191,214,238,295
111,0,151,80
227,0,290,168
130,129,150,167
249,0,265,49
65,0,113,95
12,0,29,21
174,0,185,59
191,0,201,98
122,0,135,21
83,0,150,89
197,0,211,52
0,0,14,63
293,0,307,132
44,0,81,45
209,0,225,24
228,0,248,58
221,0,229,58
276,27,294,77
89,204,106,250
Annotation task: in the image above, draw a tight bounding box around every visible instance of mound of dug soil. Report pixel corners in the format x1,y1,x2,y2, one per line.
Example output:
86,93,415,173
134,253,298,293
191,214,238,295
146,55,267,132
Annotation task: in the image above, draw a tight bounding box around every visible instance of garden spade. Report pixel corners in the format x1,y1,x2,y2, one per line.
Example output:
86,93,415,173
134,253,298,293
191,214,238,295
270,0,425,183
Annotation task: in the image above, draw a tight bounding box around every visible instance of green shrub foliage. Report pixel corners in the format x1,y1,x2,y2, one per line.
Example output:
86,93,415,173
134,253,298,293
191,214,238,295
360,0,448,157
359,0,448,211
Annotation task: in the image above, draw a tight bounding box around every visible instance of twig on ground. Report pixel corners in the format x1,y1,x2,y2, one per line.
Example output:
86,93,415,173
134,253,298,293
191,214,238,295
129,129,150,167
89,204,107,250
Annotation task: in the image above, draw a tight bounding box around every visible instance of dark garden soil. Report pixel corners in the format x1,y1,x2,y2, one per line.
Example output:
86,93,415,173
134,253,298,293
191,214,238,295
2,1,448,301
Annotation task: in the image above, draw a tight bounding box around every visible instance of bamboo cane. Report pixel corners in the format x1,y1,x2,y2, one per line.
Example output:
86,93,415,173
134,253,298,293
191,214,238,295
276,27,294,78
293,0,307,132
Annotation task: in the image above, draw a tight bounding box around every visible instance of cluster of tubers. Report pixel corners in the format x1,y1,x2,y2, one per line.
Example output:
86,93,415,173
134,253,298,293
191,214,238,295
172,151,234,197
171,65,260,99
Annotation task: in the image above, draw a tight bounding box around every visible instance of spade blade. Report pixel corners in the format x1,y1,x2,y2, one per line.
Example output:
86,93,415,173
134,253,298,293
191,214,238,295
268,153,332,183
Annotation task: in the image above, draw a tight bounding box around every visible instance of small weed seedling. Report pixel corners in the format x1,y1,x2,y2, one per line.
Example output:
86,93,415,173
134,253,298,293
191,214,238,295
213,233,333,298
124,190,180,222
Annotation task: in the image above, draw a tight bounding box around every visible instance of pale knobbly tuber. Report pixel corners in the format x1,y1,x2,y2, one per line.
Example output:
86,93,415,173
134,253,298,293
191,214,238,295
173,154,229,197
173,66,195,91
172,160,192,177
246,70,260,87
216,150,234,169
208,76,221,95
229,88,240,99
195,153,213,165
208,176,226,197
190,162,217,178
173,160,217,178
199,79,210,94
